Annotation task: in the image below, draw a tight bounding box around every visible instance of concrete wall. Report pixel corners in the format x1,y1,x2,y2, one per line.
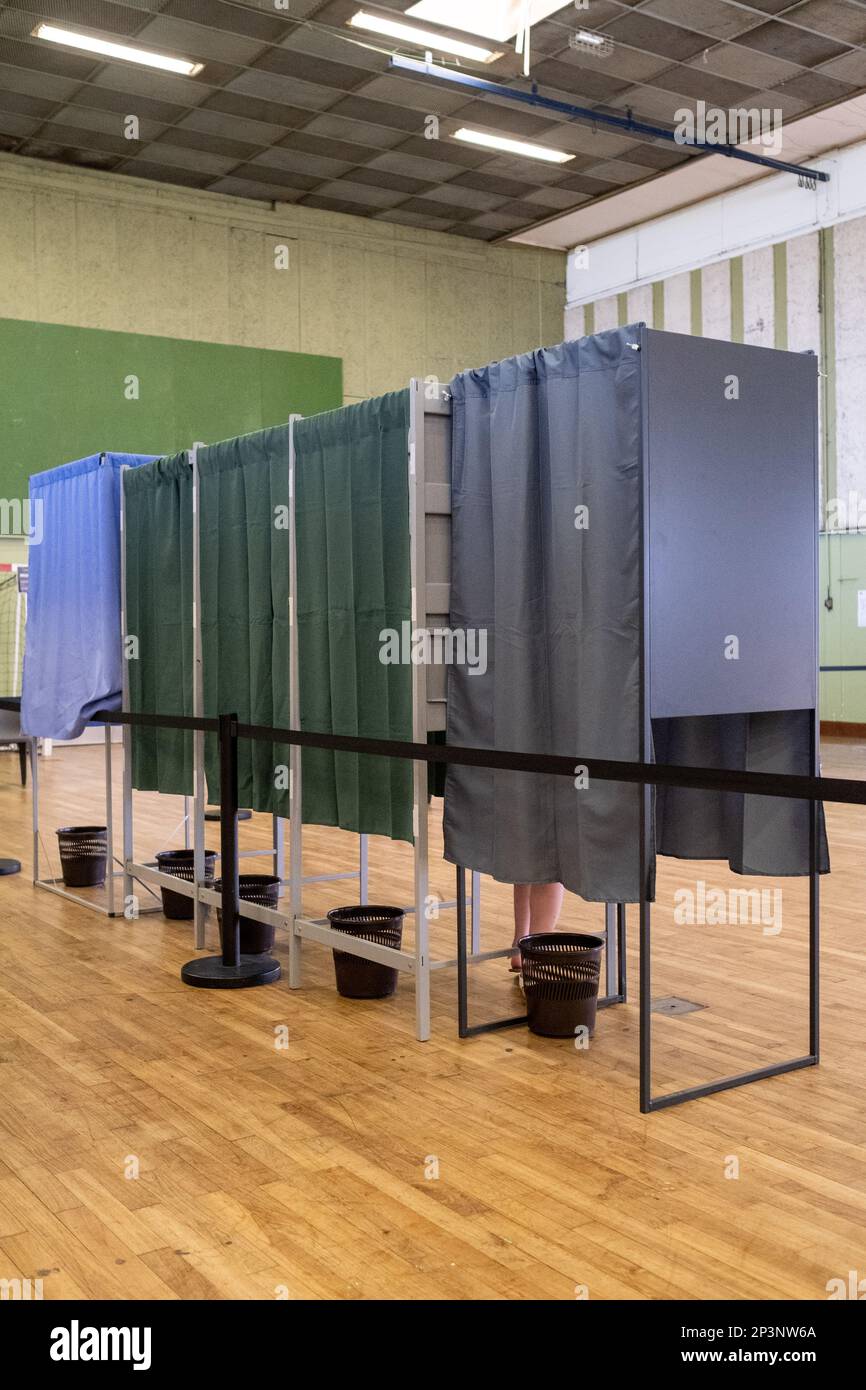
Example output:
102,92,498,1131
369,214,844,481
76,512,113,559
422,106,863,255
0,151,564,565
0,152,565,408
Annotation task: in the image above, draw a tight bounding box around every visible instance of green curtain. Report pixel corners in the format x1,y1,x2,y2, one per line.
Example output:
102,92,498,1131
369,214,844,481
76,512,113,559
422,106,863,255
124,454,194,794
0,571,25,695
295,390,413,842
198,426,291,815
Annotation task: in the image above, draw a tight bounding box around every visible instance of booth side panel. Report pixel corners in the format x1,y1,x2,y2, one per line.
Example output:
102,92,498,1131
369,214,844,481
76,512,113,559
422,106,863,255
645,329,818,719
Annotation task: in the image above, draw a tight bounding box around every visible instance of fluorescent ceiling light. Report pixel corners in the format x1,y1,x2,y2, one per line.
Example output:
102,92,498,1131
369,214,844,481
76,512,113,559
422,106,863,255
33,23,204,76
453,126,573,163
407,0,566,42
574,31,606,47
348,11,501,62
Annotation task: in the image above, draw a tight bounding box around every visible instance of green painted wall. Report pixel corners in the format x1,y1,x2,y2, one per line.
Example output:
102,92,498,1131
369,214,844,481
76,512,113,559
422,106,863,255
0,317,342,500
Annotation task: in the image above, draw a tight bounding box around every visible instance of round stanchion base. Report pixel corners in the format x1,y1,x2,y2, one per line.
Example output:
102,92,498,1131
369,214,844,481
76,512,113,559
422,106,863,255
205,806,252,822
0,858,21,876
181,954,280,989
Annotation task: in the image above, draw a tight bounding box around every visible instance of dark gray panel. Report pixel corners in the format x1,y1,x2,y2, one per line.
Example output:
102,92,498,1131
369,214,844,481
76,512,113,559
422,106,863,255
645,330,818,719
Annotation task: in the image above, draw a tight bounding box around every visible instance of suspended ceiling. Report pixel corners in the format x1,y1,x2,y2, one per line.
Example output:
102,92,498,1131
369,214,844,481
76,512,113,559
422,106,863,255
1,0,866,242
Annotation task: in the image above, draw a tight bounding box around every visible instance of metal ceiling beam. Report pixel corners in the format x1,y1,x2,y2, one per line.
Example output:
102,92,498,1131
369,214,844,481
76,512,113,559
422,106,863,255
388,54,831,184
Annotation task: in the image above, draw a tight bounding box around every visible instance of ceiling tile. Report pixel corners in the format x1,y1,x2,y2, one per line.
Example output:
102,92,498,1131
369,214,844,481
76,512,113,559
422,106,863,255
54,103,163,143
300,192,377,216
523,185,590,208
452,98,566,138
152,125,261,160
819,50,866,85
178,107,288,145
223,69,336,111
161,0,292,44
279,128,379,161
686,43,804,89
0,35,96,81
581,157,657,184
355,74,468,115
223,161,319,190
772,70,858,106
90,65,207,106
133,16,266,66
253,46,369,91
0,87,55,119
0,110,41,139
325,94,424,133
207,175,305,200
734,21,850,67
787,0,866,47
300,112,406,149
313,178,406,207
464,210,523,231
32,119,129,155
372,207,456,232
367,147,467,181
560,46,671,85
349,166,434,194
19,138,121,170
399,195,476,220
642,0,763,42
0,0,143,39
448,223,499,240
202,89,310,128
0,60,78,103
69,83,186,124
650,65,762,105
529,59,631,104
555,170,621,195
252,145,353,178
395,134,488,168
450,169,532,198
134,141,237,175
623,140,691,170
420,182,506,211
605,12,711,62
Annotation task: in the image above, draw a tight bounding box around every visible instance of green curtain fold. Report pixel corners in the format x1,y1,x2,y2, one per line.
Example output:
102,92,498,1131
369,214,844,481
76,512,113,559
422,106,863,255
123,394,414,842
198,425,291,815
294,390,413,842
124,454,194,794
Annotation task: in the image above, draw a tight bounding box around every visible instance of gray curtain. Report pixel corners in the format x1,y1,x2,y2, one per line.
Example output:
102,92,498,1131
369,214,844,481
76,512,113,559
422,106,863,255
652,712,828,876
444,328,827,903
443,330,643,902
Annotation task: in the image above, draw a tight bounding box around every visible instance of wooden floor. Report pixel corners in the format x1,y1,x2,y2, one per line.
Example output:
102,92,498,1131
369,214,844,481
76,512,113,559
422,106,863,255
0,737,865,1300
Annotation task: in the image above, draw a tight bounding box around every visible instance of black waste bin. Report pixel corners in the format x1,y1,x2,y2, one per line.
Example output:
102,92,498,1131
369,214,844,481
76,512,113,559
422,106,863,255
57,826,107,889
519,932,604,1038
215,874,281,954
155,849,216,920
328,905,404,999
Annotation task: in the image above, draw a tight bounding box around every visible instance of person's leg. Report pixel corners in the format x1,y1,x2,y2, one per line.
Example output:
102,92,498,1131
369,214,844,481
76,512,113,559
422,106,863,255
511,884,531,971
529,882,565,934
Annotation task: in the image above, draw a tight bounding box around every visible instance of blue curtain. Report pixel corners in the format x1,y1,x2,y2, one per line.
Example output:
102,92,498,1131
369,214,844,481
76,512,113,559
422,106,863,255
23,452,155,739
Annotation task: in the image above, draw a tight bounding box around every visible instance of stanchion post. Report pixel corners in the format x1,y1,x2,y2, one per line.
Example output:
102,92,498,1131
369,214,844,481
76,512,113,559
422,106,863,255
219,712,240,970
